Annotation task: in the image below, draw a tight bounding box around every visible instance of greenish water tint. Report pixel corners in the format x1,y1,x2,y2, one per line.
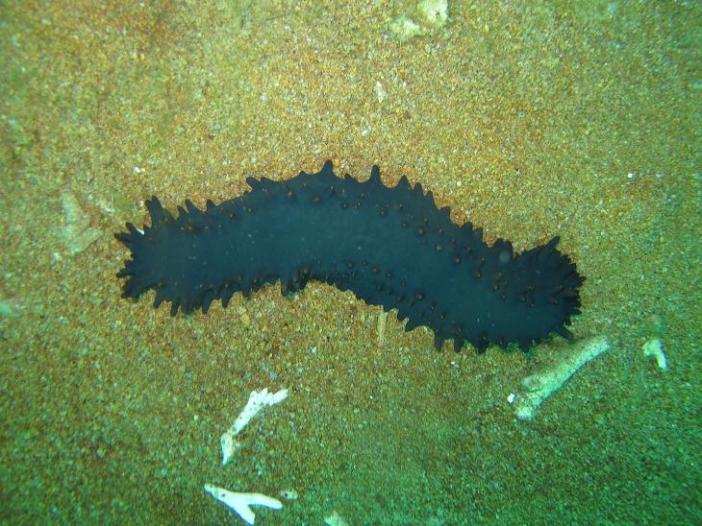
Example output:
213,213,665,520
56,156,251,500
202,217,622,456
1,1,700,524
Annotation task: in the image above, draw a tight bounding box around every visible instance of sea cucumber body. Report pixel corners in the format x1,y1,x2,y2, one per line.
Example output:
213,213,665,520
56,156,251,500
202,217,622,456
116,161,584,351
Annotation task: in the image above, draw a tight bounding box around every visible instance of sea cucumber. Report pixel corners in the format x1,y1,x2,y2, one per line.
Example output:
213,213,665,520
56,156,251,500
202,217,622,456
115,161,584,352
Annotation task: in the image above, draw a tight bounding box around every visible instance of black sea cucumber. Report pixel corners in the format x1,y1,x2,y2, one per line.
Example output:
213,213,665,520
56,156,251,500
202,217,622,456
115,161,584,352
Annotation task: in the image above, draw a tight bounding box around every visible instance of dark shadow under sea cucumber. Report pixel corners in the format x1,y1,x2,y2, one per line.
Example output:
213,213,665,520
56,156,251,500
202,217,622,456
115,161,584,352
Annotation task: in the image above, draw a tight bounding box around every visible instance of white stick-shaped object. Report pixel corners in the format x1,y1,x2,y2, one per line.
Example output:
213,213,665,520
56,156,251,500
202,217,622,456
204,484,283,525
642,338,667,370
513,335,610,420
221,388,288,465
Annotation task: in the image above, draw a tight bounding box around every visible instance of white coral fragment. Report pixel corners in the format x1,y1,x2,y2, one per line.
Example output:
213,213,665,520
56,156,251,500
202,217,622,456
387,0,449,41
513,336,610,420
418,0,449,27
221,387,288,465
204,484,282,525
642,338,667,370
387,15,423,42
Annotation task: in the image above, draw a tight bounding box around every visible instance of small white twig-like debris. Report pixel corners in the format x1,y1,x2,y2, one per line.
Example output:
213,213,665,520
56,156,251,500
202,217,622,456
221,388,288,465
642,338,667,370
511,335,610,420
375,80,387,103
204,484,282,525
377,310,388,347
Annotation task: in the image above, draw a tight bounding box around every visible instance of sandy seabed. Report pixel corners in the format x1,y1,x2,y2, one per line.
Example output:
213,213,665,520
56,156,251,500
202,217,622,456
1,1,700,524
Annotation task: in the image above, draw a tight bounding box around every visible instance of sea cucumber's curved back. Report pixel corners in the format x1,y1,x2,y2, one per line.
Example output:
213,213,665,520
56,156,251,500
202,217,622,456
115,161,584,352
